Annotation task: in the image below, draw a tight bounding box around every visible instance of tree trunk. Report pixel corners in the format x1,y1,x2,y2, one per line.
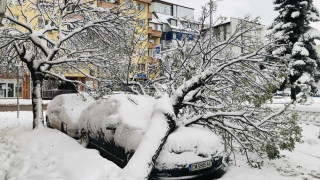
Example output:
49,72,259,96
31,72,45,129
122,97,176,179
290,87,296,102
289,75,296,102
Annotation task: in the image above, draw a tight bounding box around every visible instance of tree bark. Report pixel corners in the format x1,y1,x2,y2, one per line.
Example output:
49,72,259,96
31,72,45,129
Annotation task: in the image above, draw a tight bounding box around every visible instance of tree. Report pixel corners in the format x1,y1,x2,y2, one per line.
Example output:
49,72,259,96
121,3,302,179
0,0,136,128
267,0,320,102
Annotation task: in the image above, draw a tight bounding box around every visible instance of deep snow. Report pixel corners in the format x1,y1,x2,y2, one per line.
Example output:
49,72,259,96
0,97,320,180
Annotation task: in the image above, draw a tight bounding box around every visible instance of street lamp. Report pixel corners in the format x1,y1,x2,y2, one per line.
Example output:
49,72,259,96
0,0,7,26
15,63,23,118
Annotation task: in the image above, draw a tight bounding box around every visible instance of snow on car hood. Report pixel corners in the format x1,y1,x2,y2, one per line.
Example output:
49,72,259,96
47,93,95,130
155,126,224,170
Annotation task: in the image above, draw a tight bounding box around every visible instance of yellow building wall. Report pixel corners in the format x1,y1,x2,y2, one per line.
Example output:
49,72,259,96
7,0,154,82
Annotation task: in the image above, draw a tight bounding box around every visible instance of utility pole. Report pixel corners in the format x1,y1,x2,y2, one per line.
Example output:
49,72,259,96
210,0,212,30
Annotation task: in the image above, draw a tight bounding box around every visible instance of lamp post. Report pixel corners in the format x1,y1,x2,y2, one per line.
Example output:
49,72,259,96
0,0,7,26
15,64,23,118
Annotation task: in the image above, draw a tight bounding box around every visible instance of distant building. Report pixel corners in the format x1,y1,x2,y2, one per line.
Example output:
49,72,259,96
203,18,266,56
149,0,199,50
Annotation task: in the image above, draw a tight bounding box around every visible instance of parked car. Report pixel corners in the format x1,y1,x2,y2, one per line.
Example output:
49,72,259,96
79,94,226,179
46,93,95,138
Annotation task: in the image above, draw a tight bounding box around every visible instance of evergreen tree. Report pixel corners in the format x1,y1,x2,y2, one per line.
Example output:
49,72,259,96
268,0,320,102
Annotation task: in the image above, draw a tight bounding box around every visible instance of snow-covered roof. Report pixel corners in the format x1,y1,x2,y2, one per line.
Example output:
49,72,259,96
154,13,198,33
149,13,163,24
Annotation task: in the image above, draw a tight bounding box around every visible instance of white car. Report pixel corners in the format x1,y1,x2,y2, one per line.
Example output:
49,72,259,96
79,94,226,179
46,93,95,138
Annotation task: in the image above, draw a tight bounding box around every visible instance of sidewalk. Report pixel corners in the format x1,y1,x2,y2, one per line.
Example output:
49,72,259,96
0,99,50,111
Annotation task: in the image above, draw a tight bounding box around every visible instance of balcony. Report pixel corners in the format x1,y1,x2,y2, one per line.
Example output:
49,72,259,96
148,27,162,38
147,12,152,20
98,1,117,9
148,56,159,65
136,0,152,4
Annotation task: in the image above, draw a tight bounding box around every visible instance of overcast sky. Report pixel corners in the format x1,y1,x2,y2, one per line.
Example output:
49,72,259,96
178,0,320,31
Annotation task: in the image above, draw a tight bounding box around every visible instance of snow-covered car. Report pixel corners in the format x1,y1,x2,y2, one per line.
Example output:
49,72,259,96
79,94,225,179
46,93,95,138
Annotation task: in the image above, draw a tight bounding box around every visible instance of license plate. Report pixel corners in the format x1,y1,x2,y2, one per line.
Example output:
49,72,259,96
189,160,212,172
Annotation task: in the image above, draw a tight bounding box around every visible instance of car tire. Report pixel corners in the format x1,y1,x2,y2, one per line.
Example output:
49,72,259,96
80,129,89,147
46,116,51,128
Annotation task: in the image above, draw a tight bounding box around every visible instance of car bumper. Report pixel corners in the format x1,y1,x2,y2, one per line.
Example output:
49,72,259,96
151,157,226,180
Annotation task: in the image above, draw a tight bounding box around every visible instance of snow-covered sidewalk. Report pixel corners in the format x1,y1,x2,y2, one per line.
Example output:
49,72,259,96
0,111,123,180
0,99,51,106
0,111,319,180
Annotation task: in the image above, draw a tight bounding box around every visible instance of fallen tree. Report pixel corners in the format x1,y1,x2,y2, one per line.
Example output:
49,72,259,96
122,4,302,179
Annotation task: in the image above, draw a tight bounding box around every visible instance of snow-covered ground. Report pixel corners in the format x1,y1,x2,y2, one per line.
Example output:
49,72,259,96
221,122,320,180
0,96,319,180
0,111,126,180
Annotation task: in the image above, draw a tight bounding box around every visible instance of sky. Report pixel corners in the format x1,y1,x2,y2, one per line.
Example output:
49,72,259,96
176,0,320,32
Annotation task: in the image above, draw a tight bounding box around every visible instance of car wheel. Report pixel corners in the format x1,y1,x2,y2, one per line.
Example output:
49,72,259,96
80,129,89,147
46,116,51,128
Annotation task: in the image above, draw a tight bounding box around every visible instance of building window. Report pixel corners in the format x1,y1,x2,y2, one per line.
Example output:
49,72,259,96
170,19,177,26
156,24,162,31
11,0,19,5
0,83,7,97
138,49,146,57
155,3,172,15
0,81,22,98
172,32,177,40
137,19,145,27
137,63,145,72
137,33,146,41
138,3,145,12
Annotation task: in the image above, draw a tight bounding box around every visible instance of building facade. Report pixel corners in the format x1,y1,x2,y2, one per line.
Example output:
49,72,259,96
0,0,197,99
208,18,266,56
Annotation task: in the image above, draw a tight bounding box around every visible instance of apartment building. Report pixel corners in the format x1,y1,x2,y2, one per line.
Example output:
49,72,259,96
149,0,198,50
0,0,197,99
205,18,266,56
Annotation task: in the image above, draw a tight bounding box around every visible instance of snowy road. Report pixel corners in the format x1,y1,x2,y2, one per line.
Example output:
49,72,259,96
0,111,319,180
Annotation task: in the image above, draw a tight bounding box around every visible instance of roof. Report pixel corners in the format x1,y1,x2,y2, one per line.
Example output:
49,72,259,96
152,0,195,10
154,12,199,33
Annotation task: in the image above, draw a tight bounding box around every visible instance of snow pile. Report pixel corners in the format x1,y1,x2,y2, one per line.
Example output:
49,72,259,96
156,126,223,170
80,94,155,152
47,93,95,137
0,128,124,180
